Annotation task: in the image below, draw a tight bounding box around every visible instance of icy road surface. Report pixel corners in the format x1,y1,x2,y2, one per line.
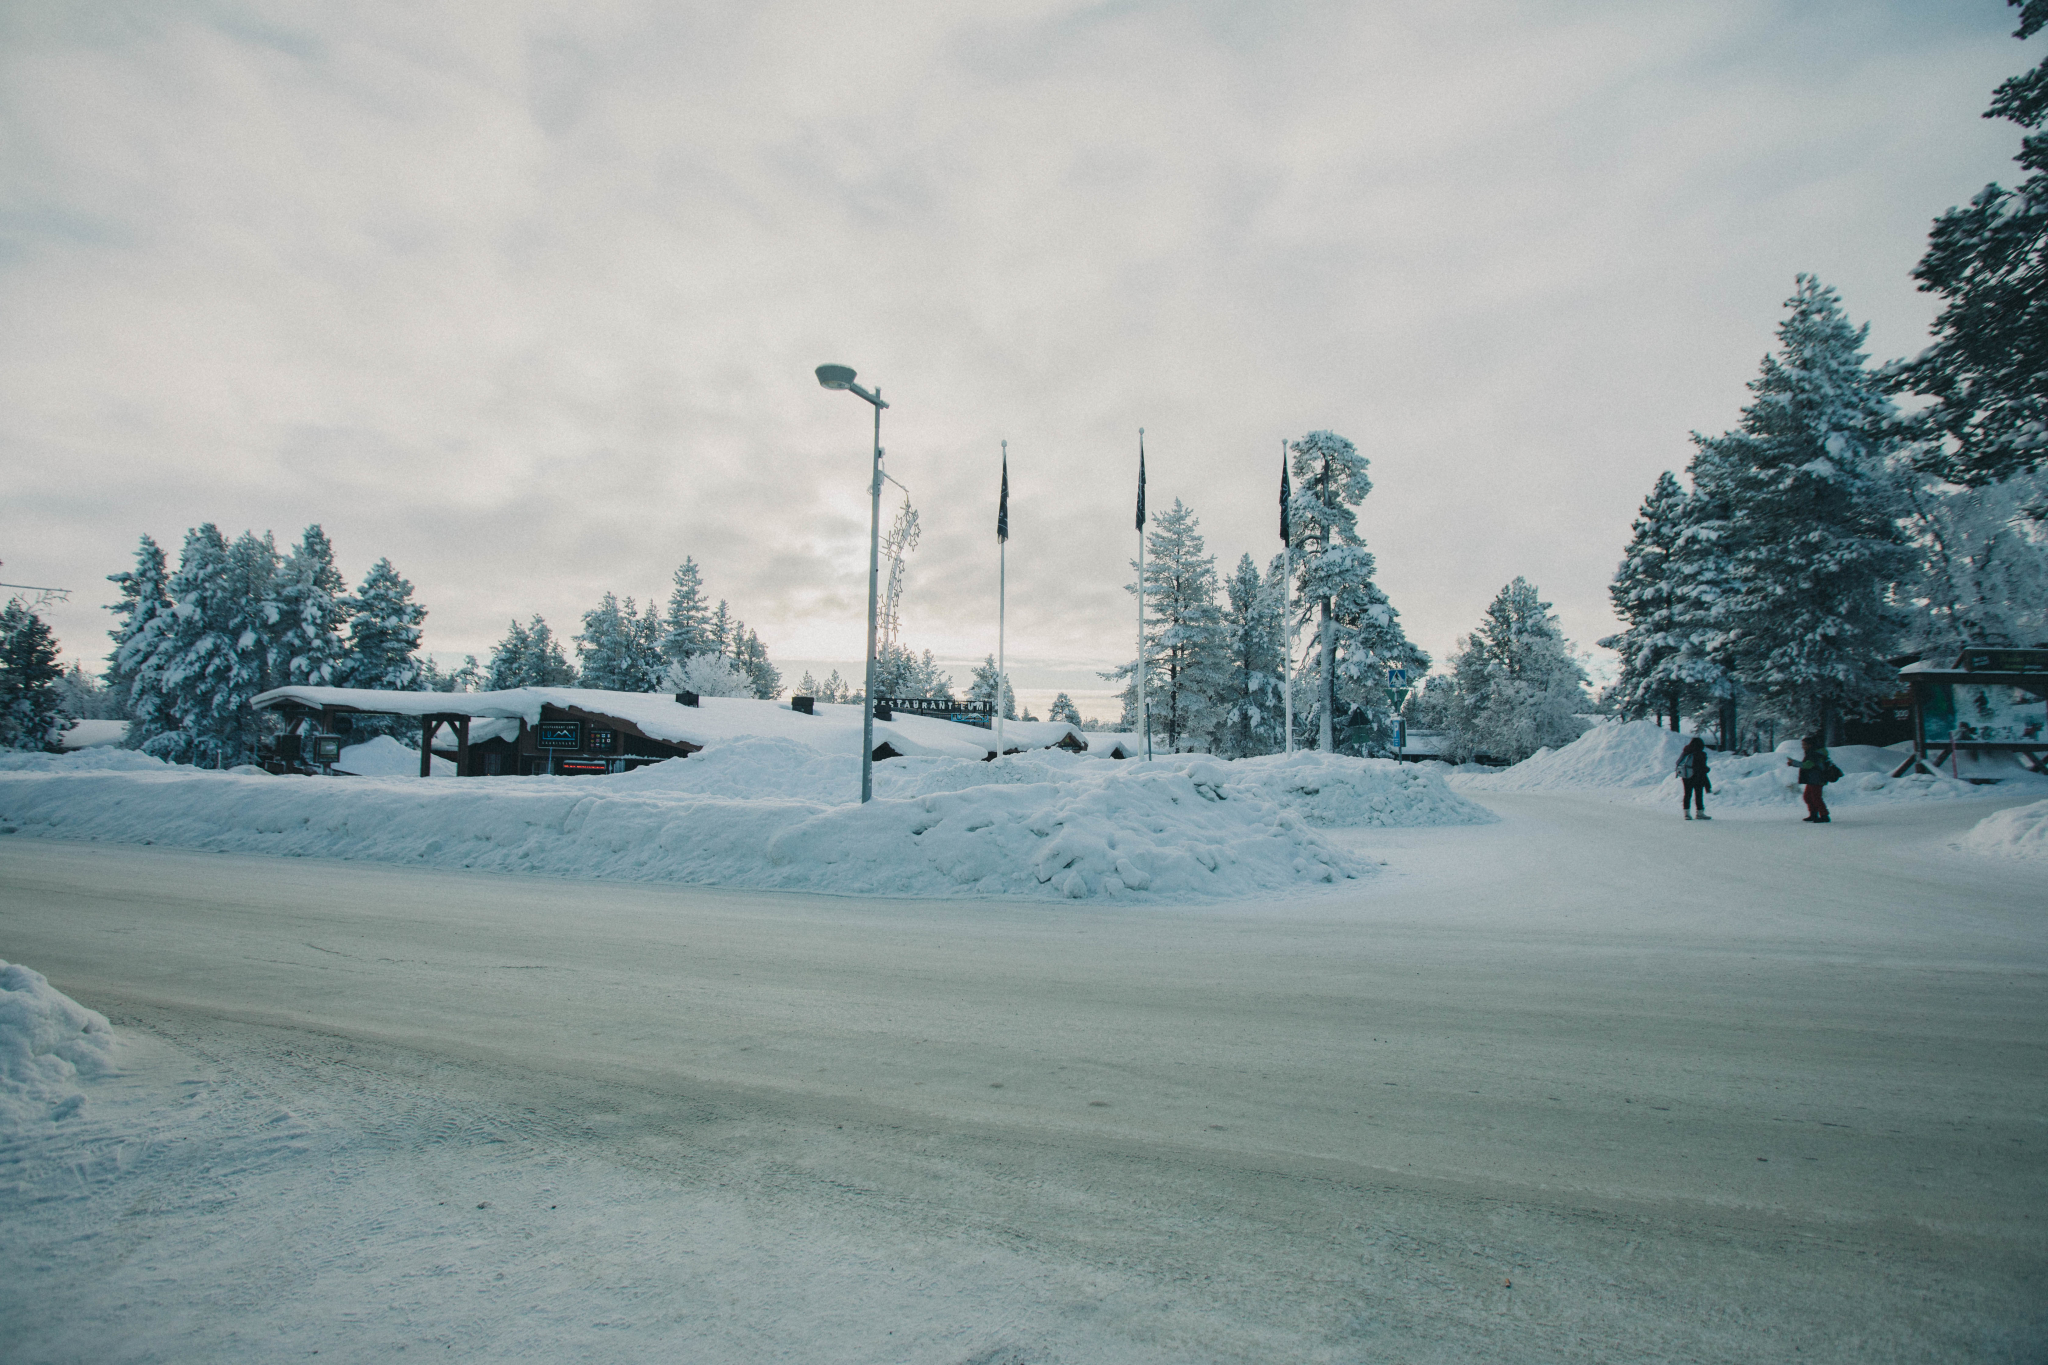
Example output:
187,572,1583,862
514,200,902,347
1,792,2043,1363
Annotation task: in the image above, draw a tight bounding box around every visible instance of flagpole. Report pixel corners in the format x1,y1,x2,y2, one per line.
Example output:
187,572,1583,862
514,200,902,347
1137,428,1150,761
1282,439,1293,756
997,439,1007,760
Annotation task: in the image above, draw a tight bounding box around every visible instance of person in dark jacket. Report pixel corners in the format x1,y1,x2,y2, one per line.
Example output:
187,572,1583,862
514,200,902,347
1676,736,1712,820
1787,733,1833,823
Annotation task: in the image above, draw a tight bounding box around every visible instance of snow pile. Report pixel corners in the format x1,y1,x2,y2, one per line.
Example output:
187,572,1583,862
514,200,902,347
1458,720,1986,808
1458,720,1688,793
1224,751,1495,827
0,757,1364,902
0,960,116,1129
335,735,454,778
0,747,167,775
59,719,129,750
1953,800,2048,863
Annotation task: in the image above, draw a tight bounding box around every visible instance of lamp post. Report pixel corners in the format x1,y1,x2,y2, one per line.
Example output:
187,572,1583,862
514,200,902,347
815,363,889,803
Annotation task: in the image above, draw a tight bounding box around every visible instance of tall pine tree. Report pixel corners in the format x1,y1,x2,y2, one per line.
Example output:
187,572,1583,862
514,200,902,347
1285,430,1427,753
343,558,426,691
1600,471,1692,729
1442,578,1589,764
1210,552,1287,758
275,525,351,688
105,533,173,749
0,600,72,751
1887,0,2047,486
1692,276,1906,736
661,559,713,664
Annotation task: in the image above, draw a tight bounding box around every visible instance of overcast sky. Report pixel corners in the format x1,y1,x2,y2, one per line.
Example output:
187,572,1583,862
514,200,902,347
2,0,2036,697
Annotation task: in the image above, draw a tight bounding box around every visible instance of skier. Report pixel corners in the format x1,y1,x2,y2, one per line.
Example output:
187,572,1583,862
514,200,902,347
1786,733,1840,823
1676,736,1711,820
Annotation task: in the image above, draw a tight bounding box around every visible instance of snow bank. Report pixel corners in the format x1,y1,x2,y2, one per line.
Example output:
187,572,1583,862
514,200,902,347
0,960,116,1129
59,719,129,750
1224,752,1495,827
1953,800,2048,863
0,756,1365,902
1457,720,1988,809
335,735,454,778
1458,720,1688,793
0,747,167,774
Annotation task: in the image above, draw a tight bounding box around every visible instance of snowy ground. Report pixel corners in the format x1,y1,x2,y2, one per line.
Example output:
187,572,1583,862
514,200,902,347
1,784,2043,1363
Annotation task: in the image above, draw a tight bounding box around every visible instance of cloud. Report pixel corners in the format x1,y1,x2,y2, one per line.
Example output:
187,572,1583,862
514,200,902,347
0,0,2029,682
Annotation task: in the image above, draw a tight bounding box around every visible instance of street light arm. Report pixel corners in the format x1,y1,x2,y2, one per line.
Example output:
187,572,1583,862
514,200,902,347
848,382,887,410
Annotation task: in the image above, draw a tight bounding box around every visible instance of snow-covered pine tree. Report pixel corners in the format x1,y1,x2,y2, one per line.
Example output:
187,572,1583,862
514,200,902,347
873,646,950,700
661,559,713,665
140,525,243,766
1209,552,1287,758
1693,276,1908,737
966,655,1016,719
1600,472,1693,729
56,662,123,720
1107,498,1225,752
1893,462,2048,650
343,558,427,691
1886,3,2047,487
275,525,351,689
1286,431,1427,753
0,600,72,751
708,601,735,659
1048,693,1083,726
733,628,782,700
576,593,656,691
1442,578,1590,765
487,615,575,689
797,670,821,698
104,532,173,747
821,668,851,703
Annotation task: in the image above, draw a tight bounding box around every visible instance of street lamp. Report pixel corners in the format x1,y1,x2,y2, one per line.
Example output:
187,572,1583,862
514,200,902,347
815,363,889,803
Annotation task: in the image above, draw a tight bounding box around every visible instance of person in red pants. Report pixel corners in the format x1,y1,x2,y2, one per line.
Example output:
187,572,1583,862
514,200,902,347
1787,734,1838,823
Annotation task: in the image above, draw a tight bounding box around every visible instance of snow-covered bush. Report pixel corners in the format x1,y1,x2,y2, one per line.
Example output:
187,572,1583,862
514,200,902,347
663,653,754,698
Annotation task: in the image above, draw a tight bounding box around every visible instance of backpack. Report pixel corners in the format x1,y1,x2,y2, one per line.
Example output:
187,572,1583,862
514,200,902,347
1676,749,1704,780
1821,759,1843,785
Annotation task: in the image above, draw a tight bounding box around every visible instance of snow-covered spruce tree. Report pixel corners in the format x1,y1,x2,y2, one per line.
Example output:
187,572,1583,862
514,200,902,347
1286,431,1427,754
1209,552,1287,758
104,532,173,747
1441,578,1590,765
577,594,666,691
873,646,950,700
1403,673,1459,735
0,600,72,751
142,525,273,767
1112,498,1225,752
275,525,351,689
57,662,124,720
966,655,1017,720
1048,692,1083,726
487,615,576,689
343,558,426,691
661,559,713,665
733,627,782,700
1893,462,2048,650
1692,276,1908,738
1599,471,1694,729
662,653,753,698
1886,2,2047,487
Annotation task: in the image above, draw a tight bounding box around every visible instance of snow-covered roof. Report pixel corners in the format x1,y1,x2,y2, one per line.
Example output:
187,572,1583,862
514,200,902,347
253,687,1088,761
1080,731,1140,758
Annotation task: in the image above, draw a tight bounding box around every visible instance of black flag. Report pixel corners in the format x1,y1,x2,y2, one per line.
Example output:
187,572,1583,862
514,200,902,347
1280,455,1291,544
997,448,1010,543
1136,429,1147,531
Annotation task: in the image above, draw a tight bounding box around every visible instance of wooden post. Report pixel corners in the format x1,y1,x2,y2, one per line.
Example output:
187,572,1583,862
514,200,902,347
420,717,436,777
456,717,471,777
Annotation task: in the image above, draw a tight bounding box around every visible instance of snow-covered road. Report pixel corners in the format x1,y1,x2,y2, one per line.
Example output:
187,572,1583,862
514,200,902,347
2,791,2043,1362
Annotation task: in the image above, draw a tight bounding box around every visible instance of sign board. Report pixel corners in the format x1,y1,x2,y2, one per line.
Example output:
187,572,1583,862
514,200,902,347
311,735,343,763
876,697,997,729
1387,667,1408,686
535,720,583,749
1962,648,2048,675
1920,681,2047,747
555,758,609,776
585,728,619,754
1386,687,1408,709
